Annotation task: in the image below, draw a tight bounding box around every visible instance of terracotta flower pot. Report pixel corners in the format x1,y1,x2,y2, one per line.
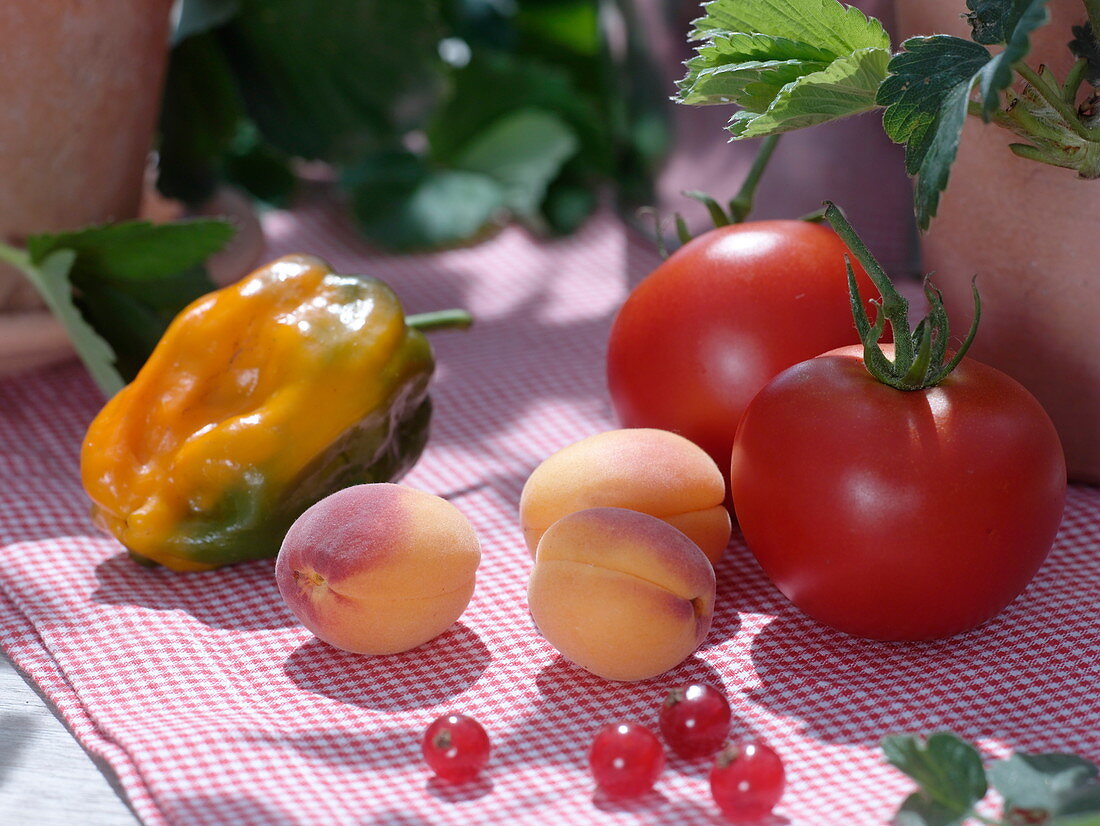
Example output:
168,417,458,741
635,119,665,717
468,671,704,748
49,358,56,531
0,0,175,373
894,0,1100,483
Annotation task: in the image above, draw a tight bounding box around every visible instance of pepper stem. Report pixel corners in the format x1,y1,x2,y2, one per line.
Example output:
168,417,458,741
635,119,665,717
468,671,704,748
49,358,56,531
406,309,474,332
824,202,981,390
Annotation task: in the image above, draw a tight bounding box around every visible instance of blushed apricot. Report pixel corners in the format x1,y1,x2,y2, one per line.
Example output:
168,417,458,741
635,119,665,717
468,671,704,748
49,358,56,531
276,483,480,655
519,428,730,565
527,507,716,681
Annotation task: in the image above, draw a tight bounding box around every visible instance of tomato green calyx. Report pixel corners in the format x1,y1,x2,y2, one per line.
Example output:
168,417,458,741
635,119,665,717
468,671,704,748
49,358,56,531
642,135,783,257
682,134,782,230
823,202,981,391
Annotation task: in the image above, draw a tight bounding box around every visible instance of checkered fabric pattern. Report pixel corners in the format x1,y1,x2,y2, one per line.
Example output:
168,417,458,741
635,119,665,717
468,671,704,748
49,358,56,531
1,193,1097,826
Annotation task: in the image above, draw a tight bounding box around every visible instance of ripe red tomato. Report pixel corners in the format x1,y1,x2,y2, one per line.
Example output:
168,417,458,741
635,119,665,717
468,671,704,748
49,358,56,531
607,220,881,472
730,344,1067,641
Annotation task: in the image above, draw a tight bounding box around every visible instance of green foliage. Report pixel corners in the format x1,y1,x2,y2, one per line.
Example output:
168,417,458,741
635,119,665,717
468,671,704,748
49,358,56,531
965,0,1037,45
345,105,579,251
26,220,233,283
883,732,1100,826
1,247,123,397
160,0,668,251
3,220,234,393
972,0,1051,118
157,33,244,204
877,0,1049,228
1070,23,1100,86
990,753,1100,823
877,37,992,229
727,48,890,138
678,0,891,137
687,0,890,56
222,0,446,162
883,733,988,819
172,0,239,44
346,152,504,252
453,108,579,227
678,0,1100,231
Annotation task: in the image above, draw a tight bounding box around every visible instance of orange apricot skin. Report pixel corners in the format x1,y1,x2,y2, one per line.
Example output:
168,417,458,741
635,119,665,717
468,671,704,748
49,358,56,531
276,483,480,655
519,428,730,565
527,507,716,682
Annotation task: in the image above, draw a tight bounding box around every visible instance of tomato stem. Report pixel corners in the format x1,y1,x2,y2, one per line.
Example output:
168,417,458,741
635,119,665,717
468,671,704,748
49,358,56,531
824,202,981,390
673,134,783,246
728,135,781,222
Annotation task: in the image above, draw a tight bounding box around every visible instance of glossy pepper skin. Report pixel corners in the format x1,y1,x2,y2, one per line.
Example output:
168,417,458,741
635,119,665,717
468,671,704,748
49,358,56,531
81,254,442,571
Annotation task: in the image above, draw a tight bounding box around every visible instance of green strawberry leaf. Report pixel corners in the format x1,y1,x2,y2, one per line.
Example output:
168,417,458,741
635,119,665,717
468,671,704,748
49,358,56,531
973,0,1050,118
991,752,1100,822
882,732,988,817
1050,787,1100,826
157,32,246,205
678,33,833,107
893,792,968,826
1052,813,1100,826
540,172,598,236
877,36,993,230
172,0,240,44
346,151,505,252
1070,23,1100,86
454,108,579,227
427,52,609,174
878,0,1051,232
26,219,235,283
0,247,123,397
726,47,890,138
221,0,446,162
222,128,297,207
688,0,891,56
678,0,891,138
8,219,234,391
965,0,1046,45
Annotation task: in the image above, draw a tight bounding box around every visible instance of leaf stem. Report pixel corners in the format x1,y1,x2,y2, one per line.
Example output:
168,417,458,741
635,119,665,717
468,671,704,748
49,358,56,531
1015,62,1093,139
406,309,474,332
728,135,781,222
0,240,34,277
999,91,1074,142
1063,57,1090,103
966,99,1017,131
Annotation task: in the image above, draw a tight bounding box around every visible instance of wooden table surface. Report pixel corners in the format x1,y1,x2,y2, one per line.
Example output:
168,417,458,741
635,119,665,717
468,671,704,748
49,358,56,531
0,649,138,825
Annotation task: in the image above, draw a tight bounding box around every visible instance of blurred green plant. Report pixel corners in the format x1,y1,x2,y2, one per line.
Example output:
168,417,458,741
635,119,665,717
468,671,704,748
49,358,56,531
159,0,671,251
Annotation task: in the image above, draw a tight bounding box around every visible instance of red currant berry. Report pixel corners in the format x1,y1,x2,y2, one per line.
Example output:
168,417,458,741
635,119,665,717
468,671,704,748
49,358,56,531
710,740,785,821
659,683,732,758
422,713,490,782
589,722,665,798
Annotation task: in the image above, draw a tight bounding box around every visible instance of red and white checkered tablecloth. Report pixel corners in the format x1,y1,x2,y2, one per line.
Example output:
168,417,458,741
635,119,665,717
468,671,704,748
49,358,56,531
1,194,1097,826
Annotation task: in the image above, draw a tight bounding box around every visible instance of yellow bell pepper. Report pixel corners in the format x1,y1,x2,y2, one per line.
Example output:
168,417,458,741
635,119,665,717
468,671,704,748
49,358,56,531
81,253,469,571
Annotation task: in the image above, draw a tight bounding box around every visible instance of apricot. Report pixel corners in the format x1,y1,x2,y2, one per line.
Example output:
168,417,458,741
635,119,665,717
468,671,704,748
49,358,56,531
275,483,480,655
527,507,716,681
519,428,730,565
